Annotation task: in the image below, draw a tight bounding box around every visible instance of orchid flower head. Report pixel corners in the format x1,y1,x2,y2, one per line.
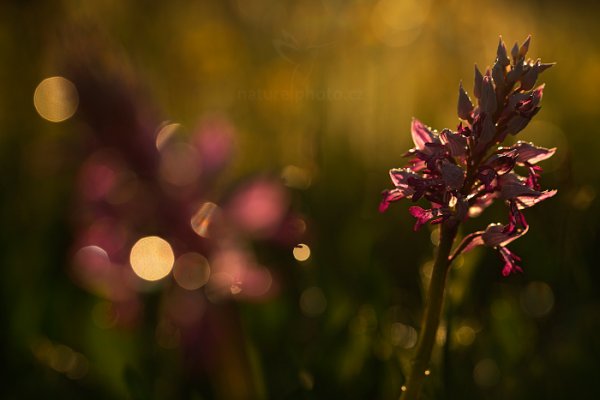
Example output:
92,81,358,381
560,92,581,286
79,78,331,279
380,35,556,276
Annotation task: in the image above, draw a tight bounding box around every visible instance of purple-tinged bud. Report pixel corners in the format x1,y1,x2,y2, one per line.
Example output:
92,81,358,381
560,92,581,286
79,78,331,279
520,63,539,91
506,92,532,112
458,82,474,120
475,115,495,153
506,61,524,85
482,223,527,248
440,129,467,158
480,76,497,114
519,35,531,59
505,115,530,136
511,42,519,64
497,37,510,67
485,154,515,175
474,65,483,99
441,162,465,190
492,61,505,90
537,62,556,74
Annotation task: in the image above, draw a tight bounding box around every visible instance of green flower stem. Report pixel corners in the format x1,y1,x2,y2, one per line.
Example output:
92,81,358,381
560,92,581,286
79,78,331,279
400,221,459,400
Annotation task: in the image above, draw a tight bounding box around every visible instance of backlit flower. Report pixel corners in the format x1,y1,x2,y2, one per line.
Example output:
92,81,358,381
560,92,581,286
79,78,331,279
381,36,556,275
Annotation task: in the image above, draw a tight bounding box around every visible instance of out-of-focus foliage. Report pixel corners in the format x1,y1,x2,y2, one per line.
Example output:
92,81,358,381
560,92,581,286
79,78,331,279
1,0,599,399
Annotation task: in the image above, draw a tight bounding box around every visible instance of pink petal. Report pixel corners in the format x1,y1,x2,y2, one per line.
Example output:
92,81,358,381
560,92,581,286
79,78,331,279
408,206,433,231
411,118,435,150
389,168,417,189
482,222,528,247
511,141,556,164
515,189,557,209
379,189,407,212
499,173,541,200
440,129,467,158
457,83,474,120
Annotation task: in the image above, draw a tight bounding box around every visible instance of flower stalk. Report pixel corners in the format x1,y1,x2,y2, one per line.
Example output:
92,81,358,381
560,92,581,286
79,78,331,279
400,222,457,400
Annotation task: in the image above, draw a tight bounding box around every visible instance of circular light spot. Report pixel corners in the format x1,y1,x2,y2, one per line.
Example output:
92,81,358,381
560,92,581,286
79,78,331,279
572,185,596,210
455,325,476,346
300,286,327,317
190,202,219,238
155,122,181,151
473,358,500,388
390,322,418,349
33,76,78,122
66,353,89,380
129,236,174,281
520,281,554,318
424,369,431,376
173,252,211,290
293,244,311,262
241,266,273,297
50,344,76,373
370,0,431,47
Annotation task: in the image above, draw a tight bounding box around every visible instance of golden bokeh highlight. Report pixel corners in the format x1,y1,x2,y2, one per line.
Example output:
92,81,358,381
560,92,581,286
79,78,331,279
33,76,79,122
293,243,311,262
155,122,181,151
173,252,211,290
190,202,219,238
455,325,476,346
370,0,432,47
129,236,175,281
520,281,555,318
31,338,89,380
389,322,418,349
